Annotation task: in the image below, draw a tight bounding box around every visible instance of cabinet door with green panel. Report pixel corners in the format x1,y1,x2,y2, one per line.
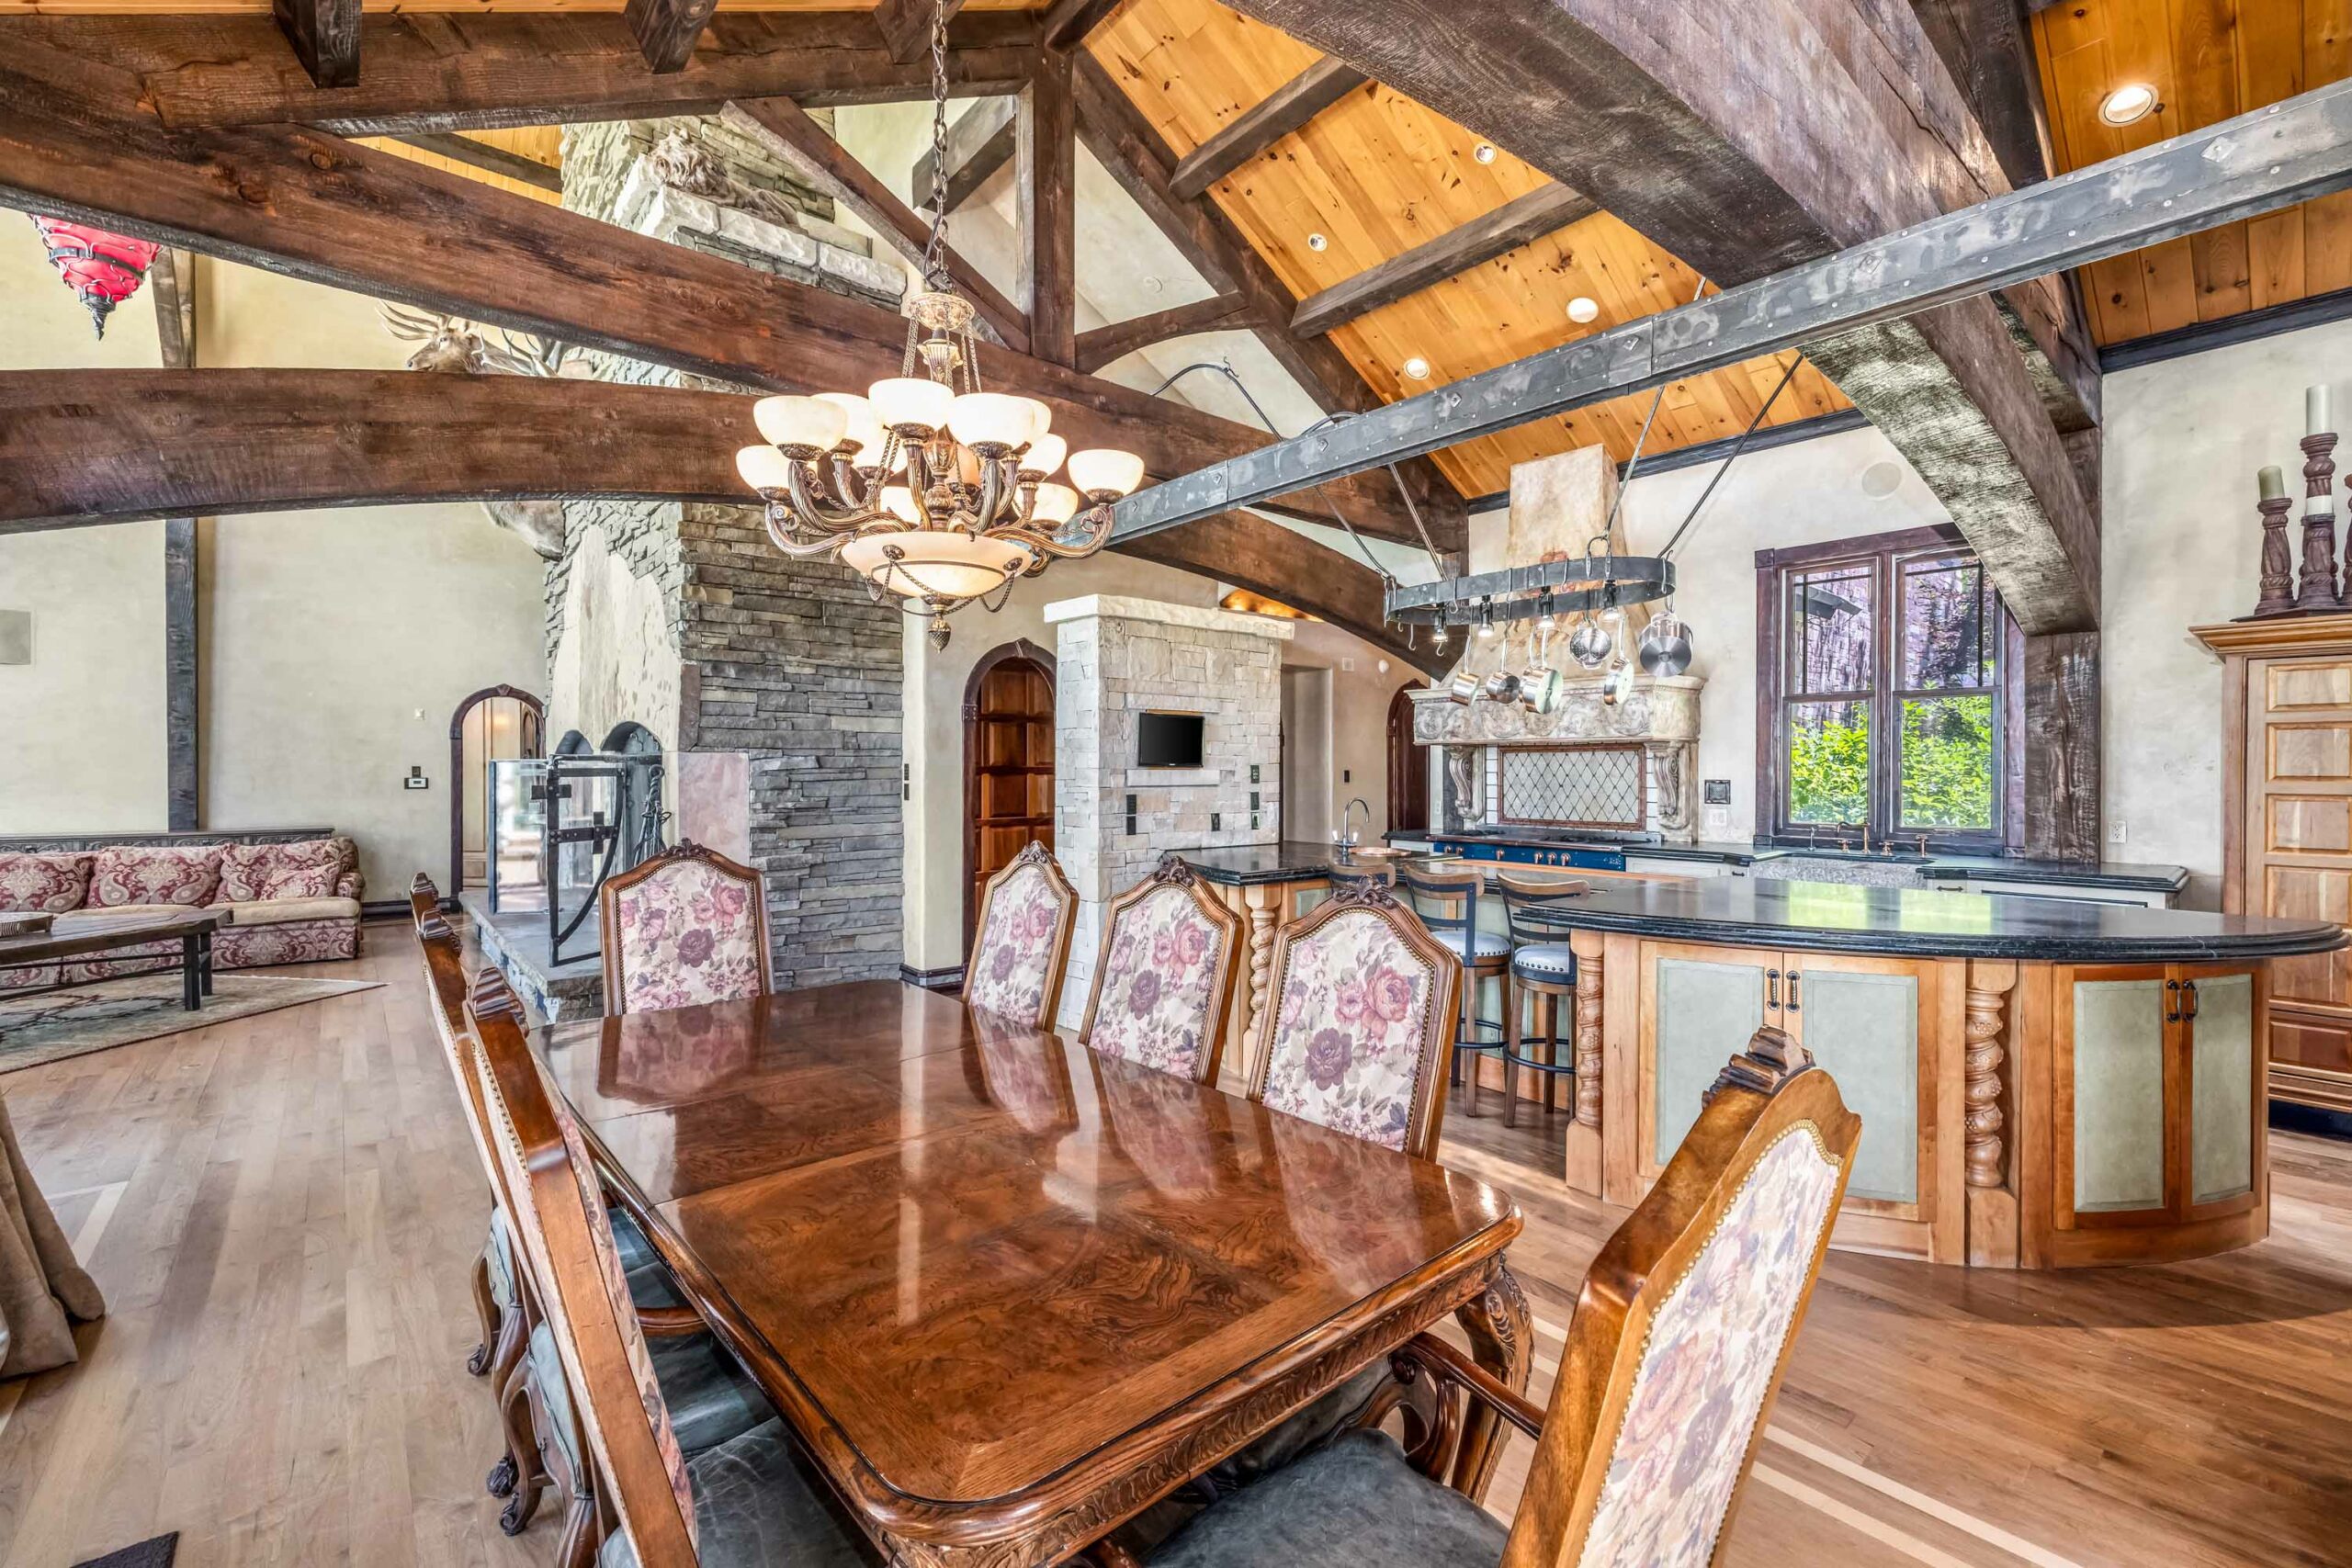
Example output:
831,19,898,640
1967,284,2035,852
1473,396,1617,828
1639,942,1937,1221
2055,964,2264,1230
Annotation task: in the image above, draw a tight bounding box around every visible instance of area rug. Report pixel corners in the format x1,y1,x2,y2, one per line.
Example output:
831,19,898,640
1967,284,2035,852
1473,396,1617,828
0,976,383,1074
72,1532,176,1568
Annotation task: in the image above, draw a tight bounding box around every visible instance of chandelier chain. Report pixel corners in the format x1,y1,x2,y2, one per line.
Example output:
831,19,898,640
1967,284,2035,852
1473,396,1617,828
921,0,953,291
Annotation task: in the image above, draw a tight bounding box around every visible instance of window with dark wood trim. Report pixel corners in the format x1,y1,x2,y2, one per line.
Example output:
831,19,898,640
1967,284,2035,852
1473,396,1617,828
1756,525,2018,852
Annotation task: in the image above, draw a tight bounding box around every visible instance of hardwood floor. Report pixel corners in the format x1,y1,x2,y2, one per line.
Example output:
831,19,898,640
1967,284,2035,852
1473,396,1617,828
0,924,2346,1565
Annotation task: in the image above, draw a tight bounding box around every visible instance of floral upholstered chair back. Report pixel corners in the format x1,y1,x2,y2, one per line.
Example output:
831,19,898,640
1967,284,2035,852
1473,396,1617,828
1248,882,1460,1157
598,843,772,1017
965,840,1078,1030
1507,1030,1860,1568
467,968,702,1566
1080,855,1244,1084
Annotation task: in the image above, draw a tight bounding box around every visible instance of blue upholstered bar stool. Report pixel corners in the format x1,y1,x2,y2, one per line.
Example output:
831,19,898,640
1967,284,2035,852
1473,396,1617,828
1396,865,1509,1115
1498,873,1586,1128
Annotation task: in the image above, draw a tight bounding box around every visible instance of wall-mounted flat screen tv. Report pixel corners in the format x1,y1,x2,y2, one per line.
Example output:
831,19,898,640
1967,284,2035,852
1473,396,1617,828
1137,710,1205,769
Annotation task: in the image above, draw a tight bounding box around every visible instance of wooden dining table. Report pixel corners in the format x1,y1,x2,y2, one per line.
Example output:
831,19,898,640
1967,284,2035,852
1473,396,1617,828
535,978,1530,1568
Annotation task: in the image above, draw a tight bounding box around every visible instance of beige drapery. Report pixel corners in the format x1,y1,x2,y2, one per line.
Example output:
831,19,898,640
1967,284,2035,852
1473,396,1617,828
0,1090,104,1378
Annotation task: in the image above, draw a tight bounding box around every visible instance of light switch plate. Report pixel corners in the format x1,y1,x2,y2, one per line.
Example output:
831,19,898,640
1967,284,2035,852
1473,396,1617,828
1706,807,1729,830
2108,819,2127,844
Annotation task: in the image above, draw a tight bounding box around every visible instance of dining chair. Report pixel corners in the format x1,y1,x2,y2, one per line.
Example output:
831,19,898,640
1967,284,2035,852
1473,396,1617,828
464,967,881,1568
964,839,1079,1030
1495,873,1588,1128
1114,1027,1862,1568
599,842,773,1017
1396,866,1510,1117
1248,876,1461,1159
1079,854,1245,1085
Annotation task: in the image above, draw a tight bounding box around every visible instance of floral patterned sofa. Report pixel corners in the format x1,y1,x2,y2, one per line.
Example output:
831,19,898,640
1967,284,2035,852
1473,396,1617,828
0,837,364,994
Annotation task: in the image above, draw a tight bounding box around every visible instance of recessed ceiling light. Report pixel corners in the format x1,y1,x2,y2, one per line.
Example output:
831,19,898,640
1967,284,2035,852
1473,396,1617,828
1306,231,1329,252
1402,356,1431,380
1566,296,1600,324
1473,142,1498,164
2100,83,2157,126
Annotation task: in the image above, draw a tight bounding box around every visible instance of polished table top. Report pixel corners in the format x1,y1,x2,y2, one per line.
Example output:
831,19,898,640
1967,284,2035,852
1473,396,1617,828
1520,875,2349,962
535,980,1521,1553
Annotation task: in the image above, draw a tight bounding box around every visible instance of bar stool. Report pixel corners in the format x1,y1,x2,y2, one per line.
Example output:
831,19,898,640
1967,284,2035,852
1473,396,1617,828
1498,873,1583,1128
1396,865,1510,1115
1325,860,1396,895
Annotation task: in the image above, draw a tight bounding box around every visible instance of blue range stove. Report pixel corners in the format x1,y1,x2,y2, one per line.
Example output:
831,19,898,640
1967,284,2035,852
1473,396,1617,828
1413,828,1663,874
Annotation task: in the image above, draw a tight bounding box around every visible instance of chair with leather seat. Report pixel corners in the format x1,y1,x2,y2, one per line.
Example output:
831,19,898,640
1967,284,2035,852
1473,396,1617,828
1396,865,1509,1116
1496,873,1589,1128
1106,1028,1861,1568
466,966,881,1568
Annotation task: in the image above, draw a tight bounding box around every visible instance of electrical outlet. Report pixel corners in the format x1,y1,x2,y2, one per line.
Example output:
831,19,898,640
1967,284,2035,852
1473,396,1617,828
2108,818,2128,844
1706,806,1729,831
1211,812,1222,832
1341,657,1355,671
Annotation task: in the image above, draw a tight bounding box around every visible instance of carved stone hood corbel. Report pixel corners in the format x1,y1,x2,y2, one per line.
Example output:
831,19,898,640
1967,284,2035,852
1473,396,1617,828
1408,674,1702,746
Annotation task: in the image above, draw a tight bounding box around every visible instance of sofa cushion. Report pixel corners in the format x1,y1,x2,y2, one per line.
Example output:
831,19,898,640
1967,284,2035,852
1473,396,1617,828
219,839,349,903
89,845,220,908
209,896,360,928
68,903,230,927
0,852,93,915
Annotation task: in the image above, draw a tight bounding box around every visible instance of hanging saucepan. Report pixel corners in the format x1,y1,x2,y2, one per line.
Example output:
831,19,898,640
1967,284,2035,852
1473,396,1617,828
1638,609,1695,676
1567,609,1612,670
1521,621,1565,715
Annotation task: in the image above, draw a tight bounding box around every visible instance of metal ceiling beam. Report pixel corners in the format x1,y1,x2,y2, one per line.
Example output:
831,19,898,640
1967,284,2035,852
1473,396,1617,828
1114,80,2352,543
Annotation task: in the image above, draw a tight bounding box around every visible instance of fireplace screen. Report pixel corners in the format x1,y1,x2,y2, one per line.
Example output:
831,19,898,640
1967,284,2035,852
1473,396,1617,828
1498,745,1645,829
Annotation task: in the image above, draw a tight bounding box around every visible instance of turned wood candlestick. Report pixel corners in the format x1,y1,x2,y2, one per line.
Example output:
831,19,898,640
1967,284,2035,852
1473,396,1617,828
2298,433,2342,611
2256,494,2298,615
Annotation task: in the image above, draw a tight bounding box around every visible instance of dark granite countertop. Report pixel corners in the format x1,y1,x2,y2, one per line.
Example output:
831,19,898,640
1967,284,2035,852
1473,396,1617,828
1915,856,2191,893
1179,841,1442,886
1516,877,2342,963
1384,829,1785,866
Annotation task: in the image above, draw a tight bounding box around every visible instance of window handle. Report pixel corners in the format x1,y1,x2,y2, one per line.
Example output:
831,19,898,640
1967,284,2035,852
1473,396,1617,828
2165,977,2181,1023
1786,970,1801,1012
1766,968,1781,1010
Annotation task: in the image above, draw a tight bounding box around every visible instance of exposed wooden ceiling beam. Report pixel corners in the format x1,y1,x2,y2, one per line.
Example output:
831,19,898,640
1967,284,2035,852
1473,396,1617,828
720,98,1030,354
1169,56,1365,201
391,131,563,194
874,0,966,64
1069,51,1463,542
1038,0,1133,52
6,11,1041,135
1292,182,1597,338
1020,50,1080,367
1075,295,1253,374
1211,0,2099,632
1110,73,2352,635
0,39,1435,549
911,95,1017,214
623,0,720,74
0,367,1446,676
271,0,358,90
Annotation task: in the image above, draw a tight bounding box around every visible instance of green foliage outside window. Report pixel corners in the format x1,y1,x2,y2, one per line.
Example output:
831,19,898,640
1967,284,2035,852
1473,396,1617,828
1899,695,1994,830
1788,707,1869,825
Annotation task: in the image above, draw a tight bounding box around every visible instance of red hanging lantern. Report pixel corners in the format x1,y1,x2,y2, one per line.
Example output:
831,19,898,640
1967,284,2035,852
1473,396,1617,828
28,215,160,339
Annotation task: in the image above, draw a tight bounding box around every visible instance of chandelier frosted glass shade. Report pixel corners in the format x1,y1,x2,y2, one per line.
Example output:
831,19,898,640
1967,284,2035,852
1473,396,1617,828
840,530,1035,601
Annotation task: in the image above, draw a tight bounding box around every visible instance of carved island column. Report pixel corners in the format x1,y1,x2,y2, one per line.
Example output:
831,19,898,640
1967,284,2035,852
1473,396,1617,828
1964,959,2019,1267
1237,882,1284,1078
1563,928,1606,1192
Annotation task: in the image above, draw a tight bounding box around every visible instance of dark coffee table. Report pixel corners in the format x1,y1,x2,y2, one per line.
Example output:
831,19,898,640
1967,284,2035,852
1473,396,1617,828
0,908,221,1013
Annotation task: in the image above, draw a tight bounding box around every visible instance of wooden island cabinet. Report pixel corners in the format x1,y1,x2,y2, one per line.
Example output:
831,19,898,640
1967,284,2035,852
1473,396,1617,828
1525,881,2336,1269
2198,615,2352,1113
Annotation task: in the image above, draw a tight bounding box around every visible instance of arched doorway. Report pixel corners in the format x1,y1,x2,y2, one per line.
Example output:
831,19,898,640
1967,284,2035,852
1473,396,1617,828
1386,682,1430,833
449,684,545,901
964,640,1056,949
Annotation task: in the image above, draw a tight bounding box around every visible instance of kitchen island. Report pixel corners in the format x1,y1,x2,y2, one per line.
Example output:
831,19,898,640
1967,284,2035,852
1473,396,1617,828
1521,878,2346,1269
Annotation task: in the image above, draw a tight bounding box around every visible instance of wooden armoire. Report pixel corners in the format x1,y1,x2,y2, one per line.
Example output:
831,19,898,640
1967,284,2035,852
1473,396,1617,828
2199,615,2352,1112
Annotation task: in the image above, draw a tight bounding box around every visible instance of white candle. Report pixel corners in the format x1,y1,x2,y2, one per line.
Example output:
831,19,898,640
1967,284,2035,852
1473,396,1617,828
2310,383,2333,436
2259,465,2287,502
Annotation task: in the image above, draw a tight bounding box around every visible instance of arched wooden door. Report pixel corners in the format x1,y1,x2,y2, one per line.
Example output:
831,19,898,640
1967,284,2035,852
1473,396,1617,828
964,641,1057,949
1387,682,1430,833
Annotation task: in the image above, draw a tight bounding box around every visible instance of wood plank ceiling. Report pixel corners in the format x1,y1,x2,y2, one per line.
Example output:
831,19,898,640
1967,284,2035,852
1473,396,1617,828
2034,0,2352,344
1087,0,1850,497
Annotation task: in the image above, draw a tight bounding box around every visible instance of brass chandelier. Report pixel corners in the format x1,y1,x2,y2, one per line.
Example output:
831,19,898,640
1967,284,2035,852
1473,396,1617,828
734,0,1142,649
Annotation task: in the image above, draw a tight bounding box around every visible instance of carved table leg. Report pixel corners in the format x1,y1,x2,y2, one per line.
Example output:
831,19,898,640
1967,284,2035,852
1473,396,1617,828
1964,960,2018,1268
1451,1262,1532,1505
1564,929,1605,1193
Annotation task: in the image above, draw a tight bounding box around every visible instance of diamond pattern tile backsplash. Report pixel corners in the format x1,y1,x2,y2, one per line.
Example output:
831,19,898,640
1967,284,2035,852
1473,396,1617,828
1499,746,1645,828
